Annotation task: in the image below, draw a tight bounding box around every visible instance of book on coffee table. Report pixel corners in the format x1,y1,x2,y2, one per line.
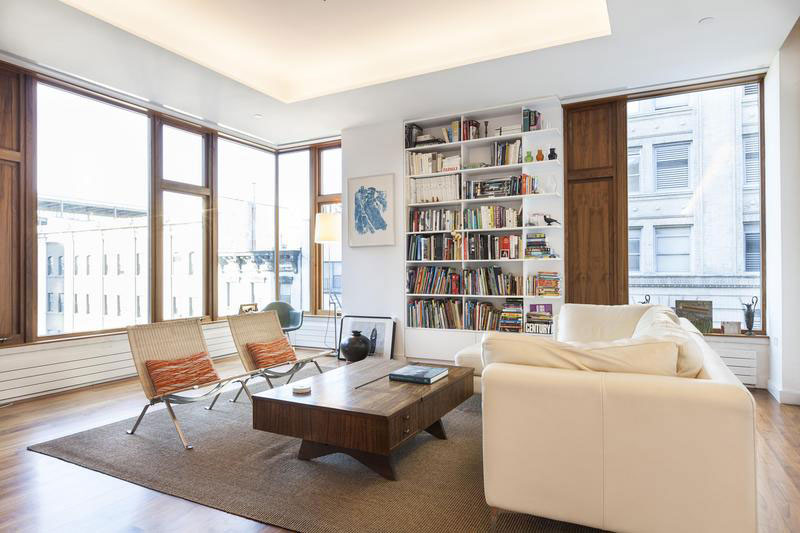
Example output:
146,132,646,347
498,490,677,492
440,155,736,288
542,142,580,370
389,365,448,384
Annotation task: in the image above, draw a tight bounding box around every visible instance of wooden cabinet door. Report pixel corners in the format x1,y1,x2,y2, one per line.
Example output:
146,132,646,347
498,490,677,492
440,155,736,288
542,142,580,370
0,67,24,345
563,100,628,305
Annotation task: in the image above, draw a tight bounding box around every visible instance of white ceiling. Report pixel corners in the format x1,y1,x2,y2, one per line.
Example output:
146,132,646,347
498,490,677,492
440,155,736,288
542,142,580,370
0,0,798,145
56,0,612,103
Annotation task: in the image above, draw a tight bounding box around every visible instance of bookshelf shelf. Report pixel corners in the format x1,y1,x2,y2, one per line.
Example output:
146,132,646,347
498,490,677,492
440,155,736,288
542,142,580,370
404,97,565,357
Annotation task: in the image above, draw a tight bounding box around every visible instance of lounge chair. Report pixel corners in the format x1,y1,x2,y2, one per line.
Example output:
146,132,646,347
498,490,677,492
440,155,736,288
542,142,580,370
226,310,326,403
125,318,251,450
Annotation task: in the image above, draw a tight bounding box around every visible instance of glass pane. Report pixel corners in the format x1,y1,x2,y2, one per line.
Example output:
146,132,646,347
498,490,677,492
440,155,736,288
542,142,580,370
278,150,311,312
163,125,204,185
162,192,204,319
320,203,343,311
36,83,149,336
628,84,762,328
217,139,276,316
320,147,342,195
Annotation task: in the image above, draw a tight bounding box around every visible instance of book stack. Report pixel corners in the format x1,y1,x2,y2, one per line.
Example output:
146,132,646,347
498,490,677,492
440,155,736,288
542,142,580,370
441,120,461,143
462,205,521,230
408,207,461,232
494,124,522,136
413,134,443,147
525,233,554,259
407,298,463,329
407,266,461,295
409,174,460,203
490,139,522,166
464,300,501,331
526,304,553,334
407,152,461,175
533,272,561,297
462,119,481,140
463,266,522,296
464,234,522,260
407,234,460,261
463,174,538,199
522,109,542,131
499,299,524,333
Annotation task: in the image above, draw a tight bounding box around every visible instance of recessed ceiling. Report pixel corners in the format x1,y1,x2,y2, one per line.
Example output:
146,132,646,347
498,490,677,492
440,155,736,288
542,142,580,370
57,0,611,103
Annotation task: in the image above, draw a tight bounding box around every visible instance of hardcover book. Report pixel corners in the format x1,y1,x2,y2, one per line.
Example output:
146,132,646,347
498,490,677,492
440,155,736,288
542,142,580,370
389,365,448,384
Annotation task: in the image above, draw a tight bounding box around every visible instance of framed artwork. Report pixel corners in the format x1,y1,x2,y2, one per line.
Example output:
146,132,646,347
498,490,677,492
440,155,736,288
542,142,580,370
675,300,713,333
348,173,395,247
337,315,395,360
238,303,258,314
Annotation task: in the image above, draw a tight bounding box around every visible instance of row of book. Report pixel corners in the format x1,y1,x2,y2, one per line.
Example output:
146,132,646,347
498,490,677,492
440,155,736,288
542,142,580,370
463,266,523,296
526,304,553,334
462,119,481,140
464,234,523,260
407,235,461,261
465,300,501,331
407,152,460,176
463,205,522,230
463,174,541,198
522,109,543,132
525,233,556,259
407,267,461,295
409,174,460,203
490,139,522,167
408,207,461,232
407,298,462,329
530,271,561,297
499,299,524,332
441,120,462,143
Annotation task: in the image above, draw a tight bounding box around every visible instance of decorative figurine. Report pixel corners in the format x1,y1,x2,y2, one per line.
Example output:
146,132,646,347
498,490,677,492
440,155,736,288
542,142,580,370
484,121,489,138
535,149,545,161
544,215,561,226
743,296,758,335
524,151,534,163
548,147,557,160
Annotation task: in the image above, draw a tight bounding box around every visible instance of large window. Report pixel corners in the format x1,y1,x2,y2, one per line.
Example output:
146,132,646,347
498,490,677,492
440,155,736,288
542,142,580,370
278,150,311,312
628,81,763,330
36,83,149,336
315,145,343,314
217,138,277,316
162,192,205,319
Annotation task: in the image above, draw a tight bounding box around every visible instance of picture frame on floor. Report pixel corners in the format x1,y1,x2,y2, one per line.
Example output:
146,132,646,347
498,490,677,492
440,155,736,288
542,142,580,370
337,315,395,361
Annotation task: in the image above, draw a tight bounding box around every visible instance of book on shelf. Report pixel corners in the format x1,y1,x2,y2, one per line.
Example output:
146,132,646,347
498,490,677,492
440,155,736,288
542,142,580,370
407,152,461,176
407,298,463,329
463,205,521,230
494,124,522,136
407,234,461,261
409,174,460,204
463,174,540,198
407,266,461,295
389,365,449,384
532,271,561,297
526,303,553,334
440,120,461,143
408,207,461,232
525,233,556,259
464,300,501,331
463,119,481,140
413,134,444,147
522,109,542,132
464,234,522,260
463,266,523,296
490,139,522,166
499,299,524,333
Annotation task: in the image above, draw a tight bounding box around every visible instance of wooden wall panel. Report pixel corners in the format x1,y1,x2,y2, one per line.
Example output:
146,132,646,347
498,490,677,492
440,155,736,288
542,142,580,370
564,99,627,305
0,67,24,345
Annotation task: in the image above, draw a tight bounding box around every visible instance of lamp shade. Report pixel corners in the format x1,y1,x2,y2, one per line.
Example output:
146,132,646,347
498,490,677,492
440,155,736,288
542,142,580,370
314,211,342,243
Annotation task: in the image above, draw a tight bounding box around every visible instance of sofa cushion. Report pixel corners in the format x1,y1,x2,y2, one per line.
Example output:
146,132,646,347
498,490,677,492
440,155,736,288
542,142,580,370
247,337,297,368
632,309,704,378
556,304,653,343
482,332,679,377
145,351,220,396
454,343,483,376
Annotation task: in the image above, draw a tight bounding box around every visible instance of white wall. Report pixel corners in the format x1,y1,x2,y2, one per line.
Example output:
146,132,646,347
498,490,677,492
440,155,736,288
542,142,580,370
340,120,406,357
765,19,800,404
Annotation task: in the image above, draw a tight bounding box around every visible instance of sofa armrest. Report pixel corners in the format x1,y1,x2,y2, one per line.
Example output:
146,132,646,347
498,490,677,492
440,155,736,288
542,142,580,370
482,363,756,533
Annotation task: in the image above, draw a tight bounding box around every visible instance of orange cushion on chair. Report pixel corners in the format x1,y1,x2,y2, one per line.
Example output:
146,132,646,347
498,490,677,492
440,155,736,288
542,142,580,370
247,337,297,369
145,352,220,396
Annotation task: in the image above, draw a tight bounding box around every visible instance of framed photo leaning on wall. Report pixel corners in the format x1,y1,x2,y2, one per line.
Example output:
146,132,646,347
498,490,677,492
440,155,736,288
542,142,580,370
337,315,395,360
347,173,395,247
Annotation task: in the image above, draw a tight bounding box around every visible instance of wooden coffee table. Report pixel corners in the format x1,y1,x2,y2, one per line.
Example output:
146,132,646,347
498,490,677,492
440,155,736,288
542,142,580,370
252,358,473,480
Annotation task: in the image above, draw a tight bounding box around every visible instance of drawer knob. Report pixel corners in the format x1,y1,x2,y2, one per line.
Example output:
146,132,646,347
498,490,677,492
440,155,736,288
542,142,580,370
403,415,410,420
404,428,410,434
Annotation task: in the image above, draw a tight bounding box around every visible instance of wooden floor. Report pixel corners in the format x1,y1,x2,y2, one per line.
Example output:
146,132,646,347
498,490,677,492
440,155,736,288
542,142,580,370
1,355,799,533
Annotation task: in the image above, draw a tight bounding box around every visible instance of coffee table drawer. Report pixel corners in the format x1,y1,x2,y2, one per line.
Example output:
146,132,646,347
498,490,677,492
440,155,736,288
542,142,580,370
389,404,419,447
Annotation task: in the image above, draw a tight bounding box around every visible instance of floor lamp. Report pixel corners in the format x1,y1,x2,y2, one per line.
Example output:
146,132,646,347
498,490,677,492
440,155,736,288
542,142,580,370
314,211,342,356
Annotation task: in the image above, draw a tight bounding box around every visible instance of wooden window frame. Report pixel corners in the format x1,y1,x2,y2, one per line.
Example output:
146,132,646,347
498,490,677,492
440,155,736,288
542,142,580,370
310,141,342,316
625,74,767,336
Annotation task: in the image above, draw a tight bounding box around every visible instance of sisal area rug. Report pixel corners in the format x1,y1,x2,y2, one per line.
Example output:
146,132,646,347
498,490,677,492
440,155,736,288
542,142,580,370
29,364,599,533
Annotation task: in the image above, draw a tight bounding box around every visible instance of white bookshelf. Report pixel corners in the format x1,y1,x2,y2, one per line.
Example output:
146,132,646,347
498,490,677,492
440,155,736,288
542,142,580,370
403,98,565,361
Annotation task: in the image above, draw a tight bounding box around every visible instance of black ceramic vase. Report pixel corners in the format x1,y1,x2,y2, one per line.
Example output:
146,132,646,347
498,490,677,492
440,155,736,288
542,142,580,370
340,330,370,362
547,147,557,160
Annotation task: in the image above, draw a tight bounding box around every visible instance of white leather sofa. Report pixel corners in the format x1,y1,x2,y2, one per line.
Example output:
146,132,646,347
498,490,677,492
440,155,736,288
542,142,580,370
477,304,757,533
